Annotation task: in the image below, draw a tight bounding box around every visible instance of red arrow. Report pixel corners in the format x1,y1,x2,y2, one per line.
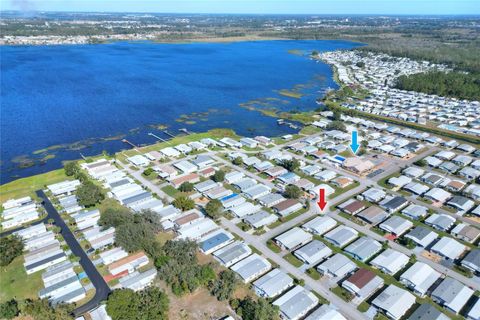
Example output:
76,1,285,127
317,188,327,211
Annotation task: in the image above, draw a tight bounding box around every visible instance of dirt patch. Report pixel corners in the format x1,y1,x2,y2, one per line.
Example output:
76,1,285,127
421,250,442,263
155,280,237,320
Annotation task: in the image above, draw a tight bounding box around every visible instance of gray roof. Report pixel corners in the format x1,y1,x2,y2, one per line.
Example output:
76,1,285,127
25,252,66,272
406,226,435,241
324,226,358,247
431,278,473,311
109,178,130,188
462,249,480,269
295,240,330,261
344,237,382,261
50,287,85,306
39,274,79,297
273,286,318,320
231,253,270,282
407,304,449,320
213,241,251,265
253,269,293,298
42,261,74,281
244,210,275,226
122,191,151,205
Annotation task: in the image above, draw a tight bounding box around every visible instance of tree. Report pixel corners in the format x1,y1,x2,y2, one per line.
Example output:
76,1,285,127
20,299,73,320
106,288,169,320
210,270,238,301
356,61,365,68
235,296,279,320
204,199,223,220
279,159,300,172
115,223,155,253
233,156,243,165
154,240,214,296
172,195,195,211
178,182,194,192
212,170,225,182
0,235,24,266
284,185,302,199
332,109,342,121
138,210,163,233
0,300,19,319
99,207,134,228
63,161,80,177
76,181,104,207
326,120,347,132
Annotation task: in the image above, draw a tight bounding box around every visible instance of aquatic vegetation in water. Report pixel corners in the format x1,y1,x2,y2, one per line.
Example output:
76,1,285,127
287,49,304,56
277,89,304,99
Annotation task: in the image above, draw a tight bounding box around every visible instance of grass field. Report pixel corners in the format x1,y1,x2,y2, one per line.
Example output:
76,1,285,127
0,169,69,203
0,256,43,303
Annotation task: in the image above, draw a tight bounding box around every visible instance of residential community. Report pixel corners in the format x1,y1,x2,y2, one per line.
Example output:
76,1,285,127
2,101,480,319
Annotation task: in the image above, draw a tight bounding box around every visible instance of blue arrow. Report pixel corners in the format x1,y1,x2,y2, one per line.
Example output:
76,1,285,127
350,130,360,154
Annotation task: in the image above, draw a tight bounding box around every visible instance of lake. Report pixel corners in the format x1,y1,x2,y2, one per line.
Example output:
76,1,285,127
0,40,360,183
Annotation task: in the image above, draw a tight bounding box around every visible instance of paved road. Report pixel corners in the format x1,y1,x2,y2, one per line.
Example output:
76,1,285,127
36,190,111,316
220,217,368,320
116,160,175,203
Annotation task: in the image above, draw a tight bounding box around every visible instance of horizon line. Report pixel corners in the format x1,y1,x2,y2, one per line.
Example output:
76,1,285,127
1,10,480,16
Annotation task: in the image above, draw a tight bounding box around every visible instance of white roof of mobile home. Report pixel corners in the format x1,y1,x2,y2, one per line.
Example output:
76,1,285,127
275,227,313,250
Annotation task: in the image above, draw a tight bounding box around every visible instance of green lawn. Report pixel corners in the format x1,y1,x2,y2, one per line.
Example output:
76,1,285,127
283,253,303,268
330,285,354,302
1,168,69,203
306,268,322,280
266,240,282,253
0,256,43,303
161,185,180,197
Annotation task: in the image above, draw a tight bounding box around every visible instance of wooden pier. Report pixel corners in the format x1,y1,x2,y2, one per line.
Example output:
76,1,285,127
121,139,138,149
163,130,175,138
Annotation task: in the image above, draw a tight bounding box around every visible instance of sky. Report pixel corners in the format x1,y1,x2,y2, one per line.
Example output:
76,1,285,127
1,0,479,15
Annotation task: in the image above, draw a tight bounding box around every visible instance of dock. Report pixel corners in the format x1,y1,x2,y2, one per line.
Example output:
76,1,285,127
179,128,194,135
163,130,175,138
121,139,138,149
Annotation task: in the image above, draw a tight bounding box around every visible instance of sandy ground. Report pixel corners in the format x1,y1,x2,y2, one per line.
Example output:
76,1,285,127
155,280,237,320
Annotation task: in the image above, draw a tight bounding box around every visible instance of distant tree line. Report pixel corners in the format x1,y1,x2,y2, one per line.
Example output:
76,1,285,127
395,71,480,101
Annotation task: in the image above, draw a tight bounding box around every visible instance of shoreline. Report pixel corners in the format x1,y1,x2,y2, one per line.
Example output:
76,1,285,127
0,35,364,46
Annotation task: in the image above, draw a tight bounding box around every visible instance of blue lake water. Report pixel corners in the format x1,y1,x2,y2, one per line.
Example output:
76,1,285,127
0,40,360,183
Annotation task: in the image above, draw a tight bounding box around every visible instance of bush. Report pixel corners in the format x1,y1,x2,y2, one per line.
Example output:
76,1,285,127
0,235,24,266
178,182,194,192
279,159,300,172
212,170,226,182
233,157,243,165
20,298,74,320
204,199,223,219
210,270,239,301
234,296,279,320
0,300,19,319
142,168,154,177
284,184,302,199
